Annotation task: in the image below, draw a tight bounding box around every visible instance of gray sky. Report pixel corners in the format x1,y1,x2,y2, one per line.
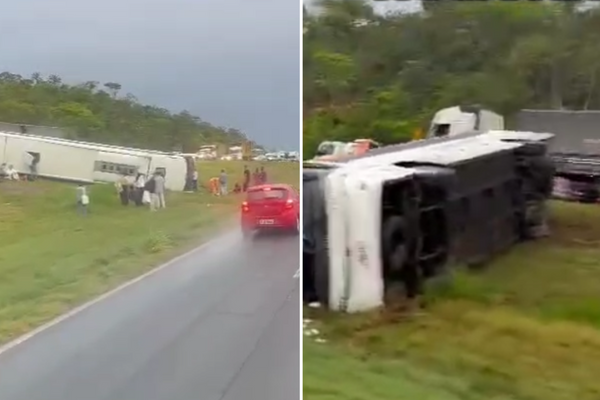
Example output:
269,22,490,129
0,0,301,150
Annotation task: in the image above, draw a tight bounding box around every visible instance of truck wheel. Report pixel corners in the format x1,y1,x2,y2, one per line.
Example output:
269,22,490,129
382,215,407,273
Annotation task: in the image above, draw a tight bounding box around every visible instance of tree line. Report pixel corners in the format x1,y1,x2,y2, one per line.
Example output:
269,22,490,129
303,0,600,157
0,72,253,152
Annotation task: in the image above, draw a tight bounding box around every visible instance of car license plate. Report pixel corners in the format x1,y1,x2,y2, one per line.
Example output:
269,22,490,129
259,219,274,225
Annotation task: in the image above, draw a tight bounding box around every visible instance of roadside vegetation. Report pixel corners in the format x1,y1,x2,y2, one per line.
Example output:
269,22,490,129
303,1,600,398
0,160,298,344
0,72,252,151
304,201,600,400
303,0,600,157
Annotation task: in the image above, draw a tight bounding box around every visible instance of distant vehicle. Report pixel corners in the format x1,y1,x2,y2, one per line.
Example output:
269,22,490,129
313,139,380,162
350,139,381,155
241,184,300,238
515,109,600,202
313,141,348,160
426,105,504,139
288,151,300,161
265,152,283,161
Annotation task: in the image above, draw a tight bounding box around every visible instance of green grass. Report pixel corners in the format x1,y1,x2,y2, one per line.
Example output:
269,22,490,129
304,201,600,400
0,160,298,344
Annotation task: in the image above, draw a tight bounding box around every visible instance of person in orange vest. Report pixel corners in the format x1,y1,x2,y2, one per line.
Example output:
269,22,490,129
209,176,220,196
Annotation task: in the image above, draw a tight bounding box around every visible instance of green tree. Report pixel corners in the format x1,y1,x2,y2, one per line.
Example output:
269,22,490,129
0,72,255,151
303,0,600,157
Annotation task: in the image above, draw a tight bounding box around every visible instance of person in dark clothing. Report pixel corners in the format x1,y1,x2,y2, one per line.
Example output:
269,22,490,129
192,170,199,192
28,152,40,181
141,175,156,209
116,175,130,206
259,166,267,184
243,166,250,192
144,177,156,196
253,168,260,186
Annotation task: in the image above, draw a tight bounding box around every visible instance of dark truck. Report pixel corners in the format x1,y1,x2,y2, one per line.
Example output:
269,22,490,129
302,131,555,311
516,109,600,202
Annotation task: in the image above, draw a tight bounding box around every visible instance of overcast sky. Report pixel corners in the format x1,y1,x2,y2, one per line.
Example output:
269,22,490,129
0,0,301,150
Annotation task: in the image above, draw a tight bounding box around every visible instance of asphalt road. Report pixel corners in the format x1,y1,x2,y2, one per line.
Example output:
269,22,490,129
0,230,300,400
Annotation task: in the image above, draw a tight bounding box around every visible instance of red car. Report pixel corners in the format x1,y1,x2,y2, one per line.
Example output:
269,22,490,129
241,184,300,238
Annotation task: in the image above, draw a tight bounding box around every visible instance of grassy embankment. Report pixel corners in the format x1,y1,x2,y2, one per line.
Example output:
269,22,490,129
0,160,298,344
304,201,600,400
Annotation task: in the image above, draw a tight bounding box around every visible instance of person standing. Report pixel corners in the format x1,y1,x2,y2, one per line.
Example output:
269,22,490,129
192,170,199,192
76,184,89,216
26,152,40,181
259,166,267,184
134,173,146,206
243,165,250,192
252,168,260,186
153,171,166,210
219,169,228,196
116,174,130,206
144,174,156,210
209,176,219,196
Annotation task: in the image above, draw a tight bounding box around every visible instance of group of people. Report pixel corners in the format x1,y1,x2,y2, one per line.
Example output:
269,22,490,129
0,163,20,181
238,166,268,192
208,169,228,196
74,170,166,217
115,170,166,211
0,154,39,181
208,166,269,196
78,164,270,216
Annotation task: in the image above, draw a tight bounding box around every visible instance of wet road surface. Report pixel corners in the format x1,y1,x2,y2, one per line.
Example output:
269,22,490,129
0,230,300,400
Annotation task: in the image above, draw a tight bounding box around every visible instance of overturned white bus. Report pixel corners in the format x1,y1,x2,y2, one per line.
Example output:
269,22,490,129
303,130,555,313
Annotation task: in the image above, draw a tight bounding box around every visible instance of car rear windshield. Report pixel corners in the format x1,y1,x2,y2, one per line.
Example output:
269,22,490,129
247,188,288,202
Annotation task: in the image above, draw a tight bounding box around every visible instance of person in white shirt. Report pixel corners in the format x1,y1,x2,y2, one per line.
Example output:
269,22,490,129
134,173,146,206
152,172,166,210
76,184,89,216
6,165,19,181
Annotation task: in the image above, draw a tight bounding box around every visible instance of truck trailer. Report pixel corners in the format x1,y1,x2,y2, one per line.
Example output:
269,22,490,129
516,109,600,202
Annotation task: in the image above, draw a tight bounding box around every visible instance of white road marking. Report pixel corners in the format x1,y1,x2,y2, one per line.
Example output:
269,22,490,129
0,232,231,357
293,269,300,279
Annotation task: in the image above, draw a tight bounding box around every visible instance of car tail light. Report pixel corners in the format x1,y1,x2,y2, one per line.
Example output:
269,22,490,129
285,198,294,209
242,201,250,212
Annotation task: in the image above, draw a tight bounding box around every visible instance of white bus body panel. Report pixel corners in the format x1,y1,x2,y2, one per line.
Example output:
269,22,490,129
325,166,351,311
0,134,97,182
148,155,187,191
0,131,188,190
327,164,415,312
93,151,151,183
